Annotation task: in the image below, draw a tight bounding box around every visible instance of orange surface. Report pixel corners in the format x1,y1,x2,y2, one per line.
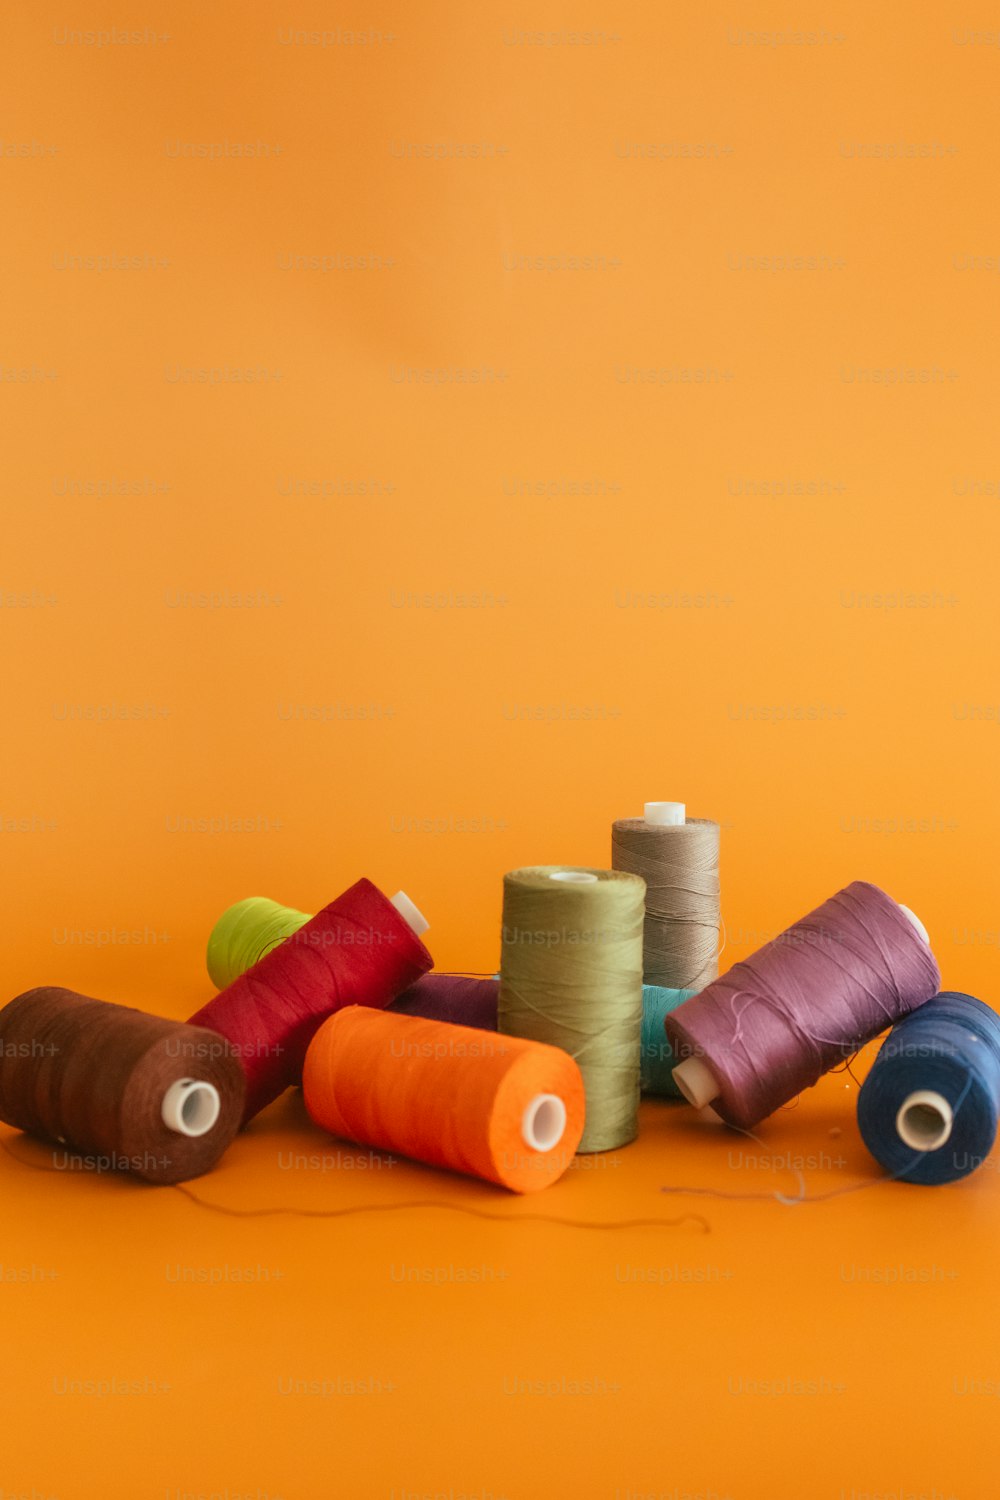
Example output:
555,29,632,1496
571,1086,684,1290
2,1,999,1495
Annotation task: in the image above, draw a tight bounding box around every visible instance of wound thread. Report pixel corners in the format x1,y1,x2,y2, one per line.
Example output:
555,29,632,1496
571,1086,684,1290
189,878,432,1123
663,881,941,1129
206,896,312,990
303,1006,585,1194
857,991,1000,1186
498,866,645,1153
640,987,699,1097
612,813,720,990
0,987,245,1184
206,898,702,1088
205,895,498,1029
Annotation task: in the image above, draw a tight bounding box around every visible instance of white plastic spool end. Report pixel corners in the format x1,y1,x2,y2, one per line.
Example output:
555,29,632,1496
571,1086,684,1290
521,1093,567,1152
672,1056,722,1110
644,802,686,827
390,890,430,937
548,870,600,884
161,1079,222,1138
897,903,930,946
896,1090,953,1152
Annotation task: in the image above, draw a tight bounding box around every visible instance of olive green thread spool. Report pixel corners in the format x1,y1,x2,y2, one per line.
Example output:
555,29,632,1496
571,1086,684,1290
498,867,645,1153
612,801,720,991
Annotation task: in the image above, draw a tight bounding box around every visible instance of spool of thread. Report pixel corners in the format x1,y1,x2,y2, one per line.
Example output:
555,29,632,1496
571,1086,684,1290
206,895,689,1074
205,895,498,1029
664,881,940,1129
640,987,698,1098
0,987,245,1184
303,1007,585,1193
189,879,432,1124
857,991,1000,1185
391,973,499,1030
612,802,720,991
207,896,312,989
498,866,645,1153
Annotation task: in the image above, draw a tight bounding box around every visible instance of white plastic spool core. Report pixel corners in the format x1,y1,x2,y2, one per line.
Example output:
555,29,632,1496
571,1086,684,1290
521,1093,567,1152
390,890,429,937
161,1078,221,1138
897,903,930,946
644,802,686,826
672,1056,722,1110
896,1090,953,1152
548,870,599,884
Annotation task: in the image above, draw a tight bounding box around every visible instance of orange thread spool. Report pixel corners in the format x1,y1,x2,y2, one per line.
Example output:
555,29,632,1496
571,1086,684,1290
303,1007,585,1193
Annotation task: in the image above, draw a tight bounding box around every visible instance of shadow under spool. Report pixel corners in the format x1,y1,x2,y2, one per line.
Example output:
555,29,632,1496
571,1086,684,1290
612,806,720,992
0,987,246,1184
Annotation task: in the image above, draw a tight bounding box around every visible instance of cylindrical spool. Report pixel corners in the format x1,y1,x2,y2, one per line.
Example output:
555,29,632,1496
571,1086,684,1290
206,897,312,990
303,1007,585,1193
640,987,698,1097
611,806,720,991
189,878,433,1124
205,895,498,1029
664,881,940,1129
857,991,1000,1185
498,866,645,1153
390,973,499,1030
0,988,245,1184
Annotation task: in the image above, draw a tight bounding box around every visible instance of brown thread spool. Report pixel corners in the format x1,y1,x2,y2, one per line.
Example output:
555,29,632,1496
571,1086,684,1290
0,988,246,1184
612,802,720,991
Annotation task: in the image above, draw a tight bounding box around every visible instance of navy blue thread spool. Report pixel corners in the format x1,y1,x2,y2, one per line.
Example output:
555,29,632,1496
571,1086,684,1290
857,991,1000,1185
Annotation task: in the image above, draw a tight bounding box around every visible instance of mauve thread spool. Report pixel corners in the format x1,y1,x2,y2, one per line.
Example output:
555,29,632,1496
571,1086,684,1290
612,802,720,991
0,988,245,1184
664,881,940,1129
189,878,433,1123
205,895,498,1030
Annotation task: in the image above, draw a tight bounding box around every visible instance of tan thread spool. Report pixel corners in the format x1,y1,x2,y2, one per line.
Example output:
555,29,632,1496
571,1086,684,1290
612,802,720,991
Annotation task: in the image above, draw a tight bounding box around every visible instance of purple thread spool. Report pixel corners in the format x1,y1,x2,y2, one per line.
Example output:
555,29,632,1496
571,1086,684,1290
664,881,940,1129
391,974,498,1030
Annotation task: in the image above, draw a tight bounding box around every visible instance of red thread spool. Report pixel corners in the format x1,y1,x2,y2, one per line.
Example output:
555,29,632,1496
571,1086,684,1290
0,987,246,1184
188,878,432,1122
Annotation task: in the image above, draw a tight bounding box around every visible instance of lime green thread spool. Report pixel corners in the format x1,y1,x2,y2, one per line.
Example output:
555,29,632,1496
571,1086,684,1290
206,891,430,989
498,866,646,1153
206,897,311,989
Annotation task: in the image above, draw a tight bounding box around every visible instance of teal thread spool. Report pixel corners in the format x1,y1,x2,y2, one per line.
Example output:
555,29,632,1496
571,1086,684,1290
640,987,698,1098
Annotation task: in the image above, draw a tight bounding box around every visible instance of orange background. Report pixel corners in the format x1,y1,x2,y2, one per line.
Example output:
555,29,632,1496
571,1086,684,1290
2,2,999,1496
